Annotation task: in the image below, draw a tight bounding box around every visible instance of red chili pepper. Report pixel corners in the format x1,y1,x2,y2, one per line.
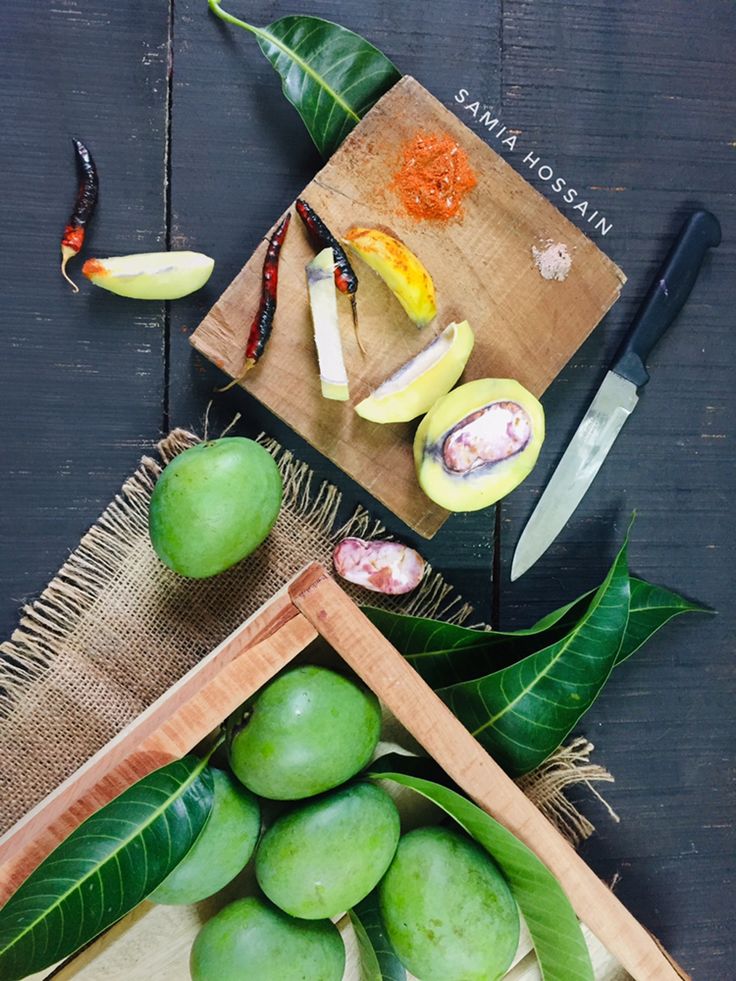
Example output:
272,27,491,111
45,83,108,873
295,198,364,354
219,212,291,392
61,138,99,292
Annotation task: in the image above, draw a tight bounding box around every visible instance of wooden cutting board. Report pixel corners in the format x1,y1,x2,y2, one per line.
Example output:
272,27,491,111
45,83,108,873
191,76,626,538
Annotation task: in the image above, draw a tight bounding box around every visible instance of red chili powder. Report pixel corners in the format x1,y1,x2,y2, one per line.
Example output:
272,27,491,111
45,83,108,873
393,131,477,221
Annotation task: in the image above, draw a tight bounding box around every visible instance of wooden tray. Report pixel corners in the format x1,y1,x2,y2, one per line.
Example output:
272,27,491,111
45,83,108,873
2,566,685,980
191,76,626,538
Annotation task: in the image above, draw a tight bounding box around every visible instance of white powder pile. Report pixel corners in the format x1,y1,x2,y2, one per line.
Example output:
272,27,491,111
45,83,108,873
532,241,573,281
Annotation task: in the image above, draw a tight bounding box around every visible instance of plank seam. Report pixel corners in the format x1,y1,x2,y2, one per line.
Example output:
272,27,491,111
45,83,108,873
162,0,175,434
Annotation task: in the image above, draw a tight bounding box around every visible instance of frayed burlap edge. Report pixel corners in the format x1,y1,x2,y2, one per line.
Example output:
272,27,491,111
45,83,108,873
0,428,616,844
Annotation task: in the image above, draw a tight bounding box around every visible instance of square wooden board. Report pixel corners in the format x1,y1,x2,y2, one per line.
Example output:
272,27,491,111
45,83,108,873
191,76,626,538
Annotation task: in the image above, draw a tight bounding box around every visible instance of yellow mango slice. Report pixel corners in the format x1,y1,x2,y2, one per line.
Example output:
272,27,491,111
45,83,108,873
414,379,545,512
83,251,214,300
343,227,436,326
356,320,474,423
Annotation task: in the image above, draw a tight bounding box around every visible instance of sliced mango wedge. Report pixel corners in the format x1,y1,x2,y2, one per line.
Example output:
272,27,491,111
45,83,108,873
414,378,545,512
306,247,349,401
82,251,214,300
356,320,474,424
343,227,436,327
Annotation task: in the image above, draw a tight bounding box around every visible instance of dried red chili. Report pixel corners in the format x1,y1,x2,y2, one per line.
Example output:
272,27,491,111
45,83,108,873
219,212,291,392
60,138,99,292
295,198,364,354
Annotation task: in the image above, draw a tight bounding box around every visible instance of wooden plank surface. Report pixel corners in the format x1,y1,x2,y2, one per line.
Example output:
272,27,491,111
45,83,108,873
190,75,625,537
0,0,169,642
494,3,736,975
0,0,733,977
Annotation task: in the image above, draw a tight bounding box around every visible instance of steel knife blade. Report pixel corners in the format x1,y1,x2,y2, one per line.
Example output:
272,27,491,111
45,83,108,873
511,209,721,581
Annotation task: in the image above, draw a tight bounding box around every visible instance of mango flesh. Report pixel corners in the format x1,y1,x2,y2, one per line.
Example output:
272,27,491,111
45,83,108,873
229,665,381,800
255,782,400,919
356,320,475,424
414,378,545,511
149,768,260,905
148,437,282,578
344,227,436,326
379,826,520,981
190,896,345,981
82,251,214,300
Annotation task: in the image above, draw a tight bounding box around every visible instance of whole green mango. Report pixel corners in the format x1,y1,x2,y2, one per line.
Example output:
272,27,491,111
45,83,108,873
190,896,344,981
256,782,400,919
229,665,382,800
149,767,260,905
379,826,520,981
148,437,282,578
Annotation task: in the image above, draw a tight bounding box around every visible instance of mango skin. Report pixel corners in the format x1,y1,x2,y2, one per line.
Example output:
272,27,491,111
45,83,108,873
414,378,545,512
229,665,381,800
379,826,520,981
344,227,436,326
256,782,400,919
149,768,260,905
190,896,345,981
356,320,475,424
148,437,282,578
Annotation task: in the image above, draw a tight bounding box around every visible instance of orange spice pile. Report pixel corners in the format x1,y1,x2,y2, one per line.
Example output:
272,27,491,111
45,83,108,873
393,131,477,221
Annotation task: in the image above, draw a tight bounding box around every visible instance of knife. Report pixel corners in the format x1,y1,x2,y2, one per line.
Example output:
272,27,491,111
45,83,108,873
511,209,721,581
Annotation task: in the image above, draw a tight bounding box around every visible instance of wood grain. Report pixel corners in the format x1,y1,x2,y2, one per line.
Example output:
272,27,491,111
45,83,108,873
191,76,625,538
0,1,733,975
14,568,678,979
0,589,316,905
0,0,169,642
494,3,736,975
289,565,687,981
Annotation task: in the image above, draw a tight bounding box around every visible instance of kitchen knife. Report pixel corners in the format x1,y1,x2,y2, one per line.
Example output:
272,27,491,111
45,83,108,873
511,209,721,581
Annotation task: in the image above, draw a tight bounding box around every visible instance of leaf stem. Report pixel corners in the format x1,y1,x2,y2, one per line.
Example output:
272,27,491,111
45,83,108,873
208,0,258,37
207,0,361,126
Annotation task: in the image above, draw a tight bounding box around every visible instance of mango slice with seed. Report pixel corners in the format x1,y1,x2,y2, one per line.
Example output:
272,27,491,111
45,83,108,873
356,320,474,424
414,378,545,512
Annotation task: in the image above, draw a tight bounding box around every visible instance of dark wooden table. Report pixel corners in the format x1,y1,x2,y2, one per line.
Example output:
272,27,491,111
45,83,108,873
1,1,733,975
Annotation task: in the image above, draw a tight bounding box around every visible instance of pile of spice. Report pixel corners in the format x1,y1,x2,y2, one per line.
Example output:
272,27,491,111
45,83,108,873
393,131,477,221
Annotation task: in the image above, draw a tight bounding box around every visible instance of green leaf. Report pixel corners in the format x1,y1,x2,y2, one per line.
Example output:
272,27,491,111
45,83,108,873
438,538,631,776
363,598,583,689
349,890,406,981
0,757,214,980
368,756,594,981
209,2,401,157
615,577,712,664
365,577,708,684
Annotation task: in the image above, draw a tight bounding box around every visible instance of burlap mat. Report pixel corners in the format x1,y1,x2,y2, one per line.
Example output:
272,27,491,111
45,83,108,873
0,429,615,842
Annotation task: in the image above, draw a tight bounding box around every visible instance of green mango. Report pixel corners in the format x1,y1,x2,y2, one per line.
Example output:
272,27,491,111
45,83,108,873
229,665,382,800
149,767,260,905
148,437,282,578
379,826,520,981
256,782,400,919
190,896,344,981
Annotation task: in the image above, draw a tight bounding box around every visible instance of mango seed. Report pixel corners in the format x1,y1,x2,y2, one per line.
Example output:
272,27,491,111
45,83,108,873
414,378,545,512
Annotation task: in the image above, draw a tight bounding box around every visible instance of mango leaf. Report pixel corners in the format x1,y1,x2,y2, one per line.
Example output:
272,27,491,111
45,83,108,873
616,577,712,664
349,889,406,981
363,597,583,689
368,756,594,981
438,537,631,776
0,757,214,980
209,1,401,157
364,576,707,688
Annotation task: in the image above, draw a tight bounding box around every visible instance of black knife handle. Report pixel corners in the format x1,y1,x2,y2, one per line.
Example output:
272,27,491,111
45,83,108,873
611,209,721,388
